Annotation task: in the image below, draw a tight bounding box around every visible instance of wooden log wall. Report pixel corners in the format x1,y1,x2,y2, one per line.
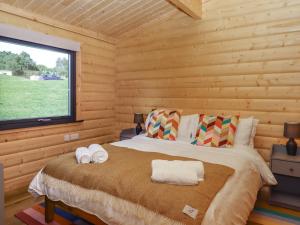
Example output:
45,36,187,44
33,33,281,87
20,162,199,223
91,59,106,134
116,0,300,161
0,11,116,196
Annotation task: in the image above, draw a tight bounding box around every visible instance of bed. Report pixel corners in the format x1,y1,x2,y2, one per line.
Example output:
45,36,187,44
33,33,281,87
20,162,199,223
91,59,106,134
29,134,276,225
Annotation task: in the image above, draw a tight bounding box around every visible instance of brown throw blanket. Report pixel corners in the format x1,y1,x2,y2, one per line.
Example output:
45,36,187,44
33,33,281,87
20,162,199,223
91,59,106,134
43,144,234,225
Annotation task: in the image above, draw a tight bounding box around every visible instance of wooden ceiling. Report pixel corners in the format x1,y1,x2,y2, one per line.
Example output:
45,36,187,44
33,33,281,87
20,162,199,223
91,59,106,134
0,0,181,38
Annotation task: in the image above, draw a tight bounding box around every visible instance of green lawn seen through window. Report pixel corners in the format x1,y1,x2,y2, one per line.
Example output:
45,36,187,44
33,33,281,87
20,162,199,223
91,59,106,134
0,75,69,121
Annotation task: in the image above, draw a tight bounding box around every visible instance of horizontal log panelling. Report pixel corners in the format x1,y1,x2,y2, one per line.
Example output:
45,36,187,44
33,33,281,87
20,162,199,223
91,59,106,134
0,119,114,144
117,73,300,88
82,64,115,76
118,3,300,48
117,59,300,80
118,31,300,59
116,0,300,162
0,12,116,195
116,109,300,127
1,0,299,197
82,74,115,85
118,87,300,100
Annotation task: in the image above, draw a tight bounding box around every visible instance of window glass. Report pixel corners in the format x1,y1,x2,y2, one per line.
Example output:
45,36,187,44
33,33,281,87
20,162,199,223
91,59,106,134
0,36,76,130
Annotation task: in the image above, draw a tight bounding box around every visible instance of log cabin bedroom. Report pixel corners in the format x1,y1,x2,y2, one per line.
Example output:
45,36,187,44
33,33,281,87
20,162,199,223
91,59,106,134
0,0,299,224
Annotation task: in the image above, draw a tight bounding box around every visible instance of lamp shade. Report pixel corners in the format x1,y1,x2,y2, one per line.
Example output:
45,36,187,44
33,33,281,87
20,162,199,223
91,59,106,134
134,113,144,124
284,122,300,138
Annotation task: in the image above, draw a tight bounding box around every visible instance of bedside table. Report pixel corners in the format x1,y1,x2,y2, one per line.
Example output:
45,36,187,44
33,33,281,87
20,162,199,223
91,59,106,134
269,144,300,211
120,128,144,141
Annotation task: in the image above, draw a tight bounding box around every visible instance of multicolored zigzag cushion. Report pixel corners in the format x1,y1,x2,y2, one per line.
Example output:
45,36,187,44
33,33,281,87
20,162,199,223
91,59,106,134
146,109,181,141
192,114,239,147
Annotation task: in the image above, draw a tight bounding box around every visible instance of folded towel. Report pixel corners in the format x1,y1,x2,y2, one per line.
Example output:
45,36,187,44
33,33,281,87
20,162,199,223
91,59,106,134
152,167,199,185
151,160,204,185
152,160,204,181
88,144,109,163
75,147,91,164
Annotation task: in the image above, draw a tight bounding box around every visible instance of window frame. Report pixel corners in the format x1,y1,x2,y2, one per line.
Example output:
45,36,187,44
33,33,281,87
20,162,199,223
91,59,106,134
0,36,76,131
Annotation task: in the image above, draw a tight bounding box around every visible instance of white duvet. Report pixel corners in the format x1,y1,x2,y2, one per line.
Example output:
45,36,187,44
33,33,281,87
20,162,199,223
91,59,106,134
29,135,276,225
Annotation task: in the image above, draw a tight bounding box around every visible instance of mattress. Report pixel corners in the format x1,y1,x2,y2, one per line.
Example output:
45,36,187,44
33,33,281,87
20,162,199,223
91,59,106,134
29,135,276,225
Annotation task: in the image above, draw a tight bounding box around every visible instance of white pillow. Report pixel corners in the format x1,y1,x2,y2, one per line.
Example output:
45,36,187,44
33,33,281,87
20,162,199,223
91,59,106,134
234,116,254,146
177,114,199,143
234,117,254,147
249,119,259,147
234,117,259,147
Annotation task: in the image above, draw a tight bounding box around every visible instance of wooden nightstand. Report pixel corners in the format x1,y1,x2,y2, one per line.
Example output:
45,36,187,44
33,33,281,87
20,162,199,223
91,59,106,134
269,144,300,211
120,128,144,141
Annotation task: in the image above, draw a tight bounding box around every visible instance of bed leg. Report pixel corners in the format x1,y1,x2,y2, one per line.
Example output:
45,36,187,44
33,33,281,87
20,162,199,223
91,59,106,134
45,196,55,223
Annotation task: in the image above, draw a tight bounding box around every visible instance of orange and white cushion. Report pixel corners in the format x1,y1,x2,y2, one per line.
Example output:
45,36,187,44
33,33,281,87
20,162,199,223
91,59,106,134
192,114,239,147
146,109,181,141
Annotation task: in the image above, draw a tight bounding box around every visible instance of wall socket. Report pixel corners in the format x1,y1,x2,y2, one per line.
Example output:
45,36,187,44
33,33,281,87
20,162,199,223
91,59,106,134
64,134,70,142
64,133,80,142
70,133,80,140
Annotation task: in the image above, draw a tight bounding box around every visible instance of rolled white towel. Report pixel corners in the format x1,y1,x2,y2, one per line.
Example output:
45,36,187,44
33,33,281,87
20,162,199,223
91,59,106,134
75,147,91,164
152,160,204,181
152,166,199,185
151,160,204,185
88,144,108,163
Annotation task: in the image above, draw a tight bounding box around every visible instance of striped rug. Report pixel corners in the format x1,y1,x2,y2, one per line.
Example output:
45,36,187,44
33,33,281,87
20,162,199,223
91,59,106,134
247,201,300,225
15,203,103,225
16,201,300,225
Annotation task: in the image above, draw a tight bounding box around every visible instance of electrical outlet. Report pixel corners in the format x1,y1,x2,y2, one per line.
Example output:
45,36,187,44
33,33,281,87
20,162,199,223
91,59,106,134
64,134,70,142
70,133,80,140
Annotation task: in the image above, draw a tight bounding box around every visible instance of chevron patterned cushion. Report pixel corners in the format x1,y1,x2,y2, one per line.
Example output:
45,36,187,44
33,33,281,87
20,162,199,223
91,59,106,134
192,114,239,147
146,109,181,140
146,109,165,138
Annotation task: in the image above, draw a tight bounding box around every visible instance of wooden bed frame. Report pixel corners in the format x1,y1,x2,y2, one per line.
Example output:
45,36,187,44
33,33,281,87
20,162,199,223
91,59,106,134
45,196,107,225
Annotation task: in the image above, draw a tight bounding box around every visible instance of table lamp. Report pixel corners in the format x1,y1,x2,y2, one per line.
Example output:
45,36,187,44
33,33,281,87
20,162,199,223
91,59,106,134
134,113,144,135
284,122,300,155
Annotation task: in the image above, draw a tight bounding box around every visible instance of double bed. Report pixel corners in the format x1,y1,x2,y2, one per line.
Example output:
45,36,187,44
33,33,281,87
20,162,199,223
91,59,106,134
29,134,276,225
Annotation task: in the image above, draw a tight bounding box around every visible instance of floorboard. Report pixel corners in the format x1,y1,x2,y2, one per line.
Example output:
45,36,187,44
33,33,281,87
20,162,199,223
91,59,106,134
5,193,42,225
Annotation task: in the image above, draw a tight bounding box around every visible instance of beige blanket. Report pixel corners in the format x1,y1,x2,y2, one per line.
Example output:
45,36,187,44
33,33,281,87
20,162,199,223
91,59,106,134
42,144,234,225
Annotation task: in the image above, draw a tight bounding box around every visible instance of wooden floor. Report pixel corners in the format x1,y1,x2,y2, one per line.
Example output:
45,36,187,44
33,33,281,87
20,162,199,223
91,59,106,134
5,193,43,225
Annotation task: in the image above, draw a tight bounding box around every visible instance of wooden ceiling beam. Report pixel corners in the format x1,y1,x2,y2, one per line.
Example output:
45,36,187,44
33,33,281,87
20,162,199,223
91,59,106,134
168,0,201,19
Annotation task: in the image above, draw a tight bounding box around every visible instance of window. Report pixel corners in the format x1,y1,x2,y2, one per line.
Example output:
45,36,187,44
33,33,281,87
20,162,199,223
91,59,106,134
0,36,76,130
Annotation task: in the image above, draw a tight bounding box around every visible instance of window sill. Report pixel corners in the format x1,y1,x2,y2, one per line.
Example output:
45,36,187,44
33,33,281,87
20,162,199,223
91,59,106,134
0,120,84,135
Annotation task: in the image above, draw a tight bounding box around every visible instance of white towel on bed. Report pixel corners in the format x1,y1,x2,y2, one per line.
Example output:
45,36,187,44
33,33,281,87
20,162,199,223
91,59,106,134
151,160,204,185
75,147,91,164
88,144,109,163
174,160,204,181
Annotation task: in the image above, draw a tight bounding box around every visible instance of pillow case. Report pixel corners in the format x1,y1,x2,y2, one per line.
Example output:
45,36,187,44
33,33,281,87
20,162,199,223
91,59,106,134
146,109,181,141
177,114,199,143
249,119,259,147
234,117,259,147
234,117,254,146
192,114,239,147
